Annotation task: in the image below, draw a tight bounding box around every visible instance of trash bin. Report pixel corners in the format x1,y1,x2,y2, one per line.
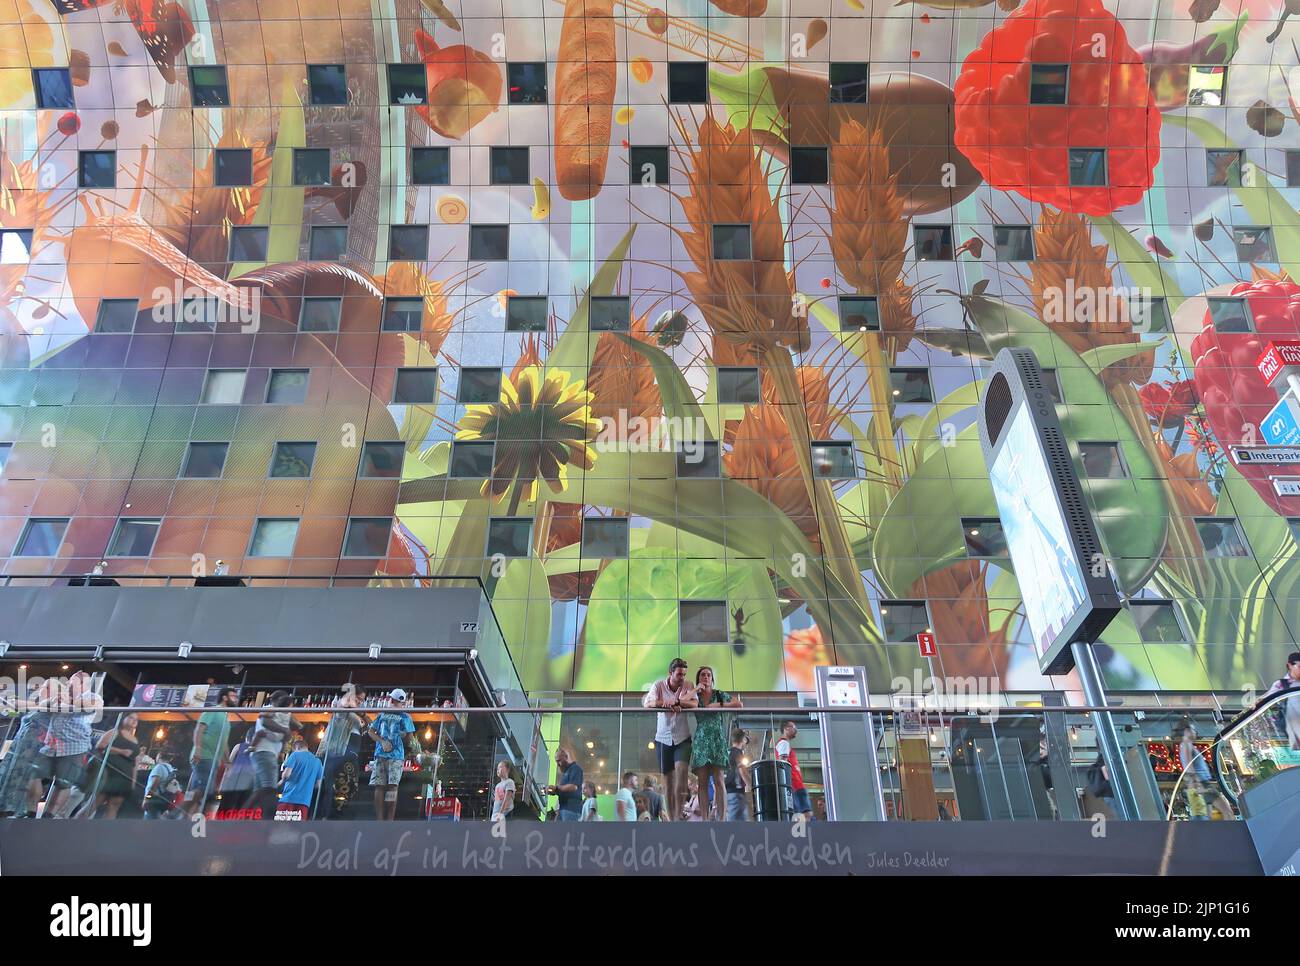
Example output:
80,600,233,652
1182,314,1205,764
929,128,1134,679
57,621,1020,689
750,758,793,822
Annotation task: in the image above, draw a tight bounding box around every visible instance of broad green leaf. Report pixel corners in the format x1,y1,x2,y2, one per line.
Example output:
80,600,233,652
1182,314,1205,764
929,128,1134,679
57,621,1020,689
709,65,784,138
492,552,561,693
1090,214,1187,316
546,226,637,373
1080,339,1166,375
231,79,305,277
611,332,711,435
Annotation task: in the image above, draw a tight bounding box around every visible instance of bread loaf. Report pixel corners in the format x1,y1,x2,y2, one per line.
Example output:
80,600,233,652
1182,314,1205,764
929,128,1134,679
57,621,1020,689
554,0,617,201
709,0,768,15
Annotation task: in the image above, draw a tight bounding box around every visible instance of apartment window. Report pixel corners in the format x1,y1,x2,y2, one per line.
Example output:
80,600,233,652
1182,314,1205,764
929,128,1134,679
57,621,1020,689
1288,151,1300,187
78,151,115,189
214,149,252,186
0,229,34,264
508,62,548,104
840,296,880,332
914,225,954,261
388,64,426,104
190,66,230,107
1129,601,1184,643
994,225,1035,262
486,517,532,557
790,146,828,185
889,367,933,404
629,146,669,185
811,441,856,479
229,226,268,261
392,367,438,404
1188,65,1226,106
94,298,138,333
359,442,404,479
676,440,720,478
342,517,393,557
506,296,547,332
309,226,347,262
411,147,450,185
293,149,331,187
1130,295,1170,333
829,62,869,104
298,296,341,333
308,64,347,105
1232,227,1276,264
880,600,931,642
269,441,316,478
248,518,300,558
680,600,728,643
200,369,246,405
1288,518,1300,544
1068,148,1107,186
106,519,160,557
718,367,760,404
1079,441,1127,478
0,442,12,473
266,369,309,404
181,442,228,479
1207,297,1252,333
458,368,502,404
962,517,1009,557
33,68,73,109
449,441,495,478
1195,517,1249,558
712,224,751,261
388,225,428,261
582,518,629,559
1041,367,1064,405
490,147,529,185
1029,64,1069,104
667,61,708,104
469,224,509,261
14,518,69,557
177,298,218,333
379,298,421,333
590,296,630,332
1206,149,1242,187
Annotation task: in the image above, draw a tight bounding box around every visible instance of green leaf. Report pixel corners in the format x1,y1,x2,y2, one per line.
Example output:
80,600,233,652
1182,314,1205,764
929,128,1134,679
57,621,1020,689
611,332,710,435
231,79,305,277
1079,339,1165,375
492,553,560,693
1090,214,1187,317
546,226,637,374
709,65,784,139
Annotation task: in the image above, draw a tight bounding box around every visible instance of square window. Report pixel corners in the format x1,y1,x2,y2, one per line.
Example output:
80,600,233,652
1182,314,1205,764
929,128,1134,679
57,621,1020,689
190,66,230,107
629,146,669,186
33,68,73,109
469,224,509,261
458,367,502,404
889,368,932,404
382,297,423,332
712,224,751,261
506,296,548,332
0,229,34,264
1194,517,1249,558
1207,297,1252,333
1068,148,1107,186
680,600,728,644
1129,601,1184,643
15,518,68,557
342,517,393,557
1130,295,1170,333
201,369,246,405
486,517,532,557
393,367,438,404
1188,65,1226,106
1029,64,1069,104
181,442,228,479
309,226,347,261
94,298,138,333
829,62,869,104
177,298,219,333
292,149,331,186
248,518,300,558
308,64,347,105
718,367,760,404
78,151,115,189
0,442,12,473
1079,441,1127,478
590,296,630,332
266,368,308,404
839,296,880,332
449,441,495,478
411,147,450,185
1206,149,1242,187
1288,151,1300,188
389,225,429,262
229,226,268,262
269,442,316,478
811,441,856,479
508,62,548,104
880,600,930,642
962,517,1009,557
107,519,159,557
490,146,529,185
914,225,954,260
388,64,426,104
676,440,720,478
581,518,629,559
214,149,252,187
359,442,404,479
668,61,708,104
1232,227,1276,264
1288,517,1300,544
994,225,1034,261
1041,367,1064,405
298,296,341,332
790,146,828,185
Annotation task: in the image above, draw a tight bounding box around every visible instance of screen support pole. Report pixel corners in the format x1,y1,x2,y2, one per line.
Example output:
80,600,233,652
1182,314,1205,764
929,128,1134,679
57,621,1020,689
1071,640,1139,821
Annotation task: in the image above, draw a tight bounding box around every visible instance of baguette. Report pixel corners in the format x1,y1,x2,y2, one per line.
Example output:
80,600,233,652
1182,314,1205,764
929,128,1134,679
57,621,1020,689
709,0,768,14
554,0,617,201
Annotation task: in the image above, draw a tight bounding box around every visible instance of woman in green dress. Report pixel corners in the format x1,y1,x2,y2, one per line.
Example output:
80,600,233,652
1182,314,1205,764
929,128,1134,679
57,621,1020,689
689,666,743,820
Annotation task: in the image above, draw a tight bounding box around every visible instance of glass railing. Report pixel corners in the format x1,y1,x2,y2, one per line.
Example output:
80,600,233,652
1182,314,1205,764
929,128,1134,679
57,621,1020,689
1211,685,1300,810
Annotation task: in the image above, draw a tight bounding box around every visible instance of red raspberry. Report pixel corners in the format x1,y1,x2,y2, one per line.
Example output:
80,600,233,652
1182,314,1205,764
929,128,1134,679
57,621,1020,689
953,0,1161,216
1191,277,1300,516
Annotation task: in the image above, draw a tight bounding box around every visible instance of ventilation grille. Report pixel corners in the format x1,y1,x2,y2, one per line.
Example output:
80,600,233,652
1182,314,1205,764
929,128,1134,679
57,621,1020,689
984,372,1013,444
1041,426,1103,559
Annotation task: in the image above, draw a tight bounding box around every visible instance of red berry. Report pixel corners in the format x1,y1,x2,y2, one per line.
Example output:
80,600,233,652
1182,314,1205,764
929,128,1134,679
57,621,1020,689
57,112,80,136
820,277,831,289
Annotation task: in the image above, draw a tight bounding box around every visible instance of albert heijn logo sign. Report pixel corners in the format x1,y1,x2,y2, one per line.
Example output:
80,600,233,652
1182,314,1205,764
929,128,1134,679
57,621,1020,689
1257,340,1300,386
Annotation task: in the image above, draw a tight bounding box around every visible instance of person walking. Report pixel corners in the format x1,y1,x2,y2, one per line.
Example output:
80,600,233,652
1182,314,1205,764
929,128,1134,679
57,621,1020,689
141,750,180,819
366,689,417,821
276,735,324,820
248,691,295,820
1178,719,1234,820
724,730,751,821
545,747,583,821
688,666,742,821
85,712,141,819
184,687,238,816
615,771,639,822
491,760,516,820
316,684,367,818
218,729,257,812
580,781,601,820
642,657,696,821
775,720,813,822
640,775,665,821
1266,652,1300,749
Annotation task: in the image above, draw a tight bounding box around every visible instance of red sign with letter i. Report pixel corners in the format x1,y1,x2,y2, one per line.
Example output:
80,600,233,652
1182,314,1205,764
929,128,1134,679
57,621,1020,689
917,632,937,657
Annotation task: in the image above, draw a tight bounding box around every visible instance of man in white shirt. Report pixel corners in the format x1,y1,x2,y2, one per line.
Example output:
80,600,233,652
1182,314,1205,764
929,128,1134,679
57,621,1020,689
615,771,640,821
1266,652,1300,749
642,657,697,821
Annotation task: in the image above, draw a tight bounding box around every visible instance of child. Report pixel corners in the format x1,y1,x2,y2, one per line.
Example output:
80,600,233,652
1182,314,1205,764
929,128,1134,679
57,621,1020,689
580,781,601,821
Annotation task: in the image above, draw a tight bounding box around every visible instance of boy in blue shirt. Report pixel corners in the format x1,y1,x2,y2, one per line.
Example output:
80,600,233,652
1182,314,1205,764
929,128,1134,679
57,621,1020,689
277,736,324,820
366,689,416,821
